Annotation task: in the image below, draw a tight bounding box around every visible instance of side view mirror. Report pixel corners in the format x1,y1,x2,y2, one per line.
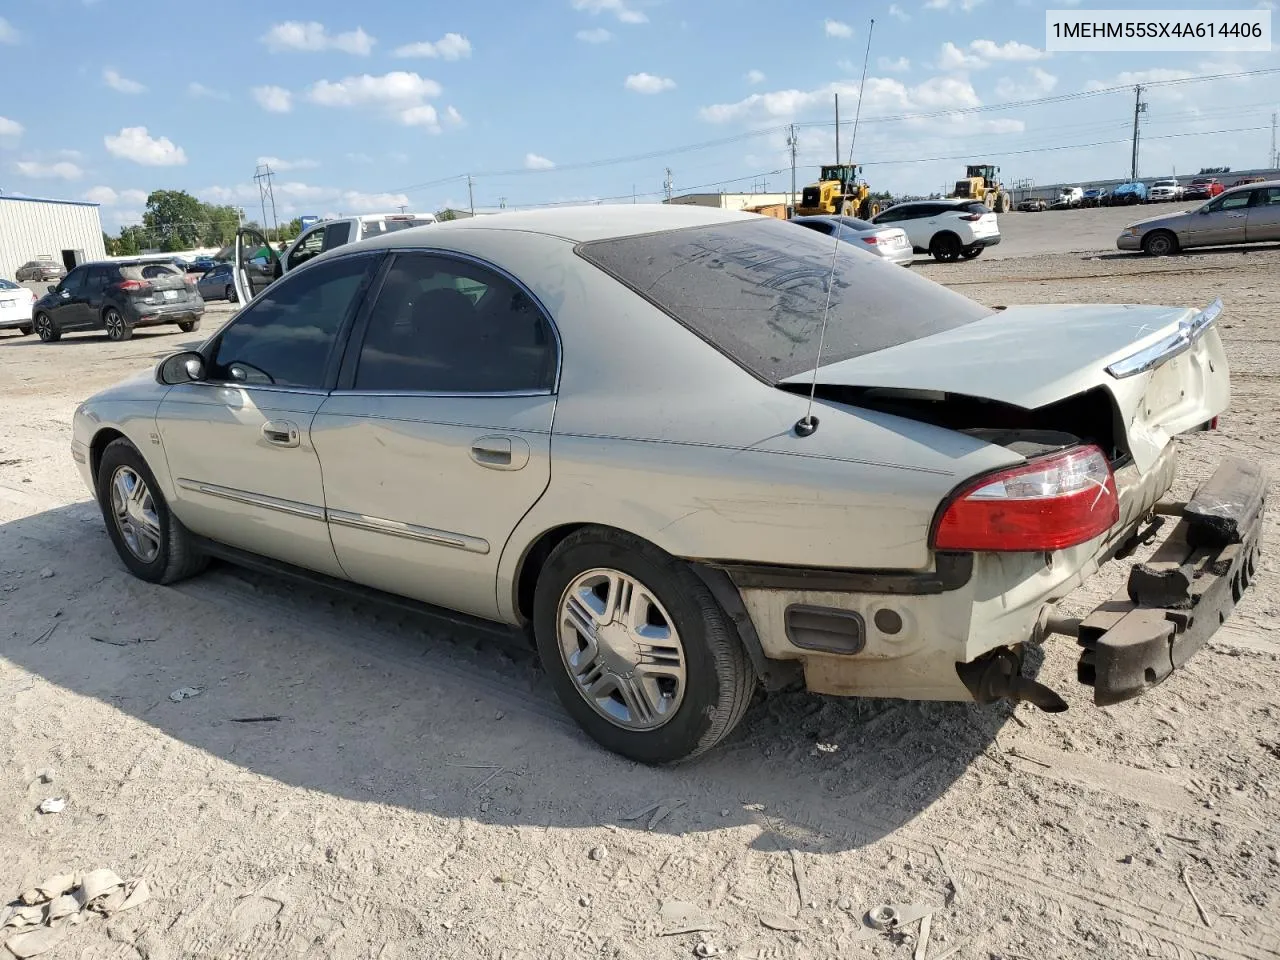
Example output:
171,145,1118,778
157,351,206,385
1198,208,1211,215
46,285,56,294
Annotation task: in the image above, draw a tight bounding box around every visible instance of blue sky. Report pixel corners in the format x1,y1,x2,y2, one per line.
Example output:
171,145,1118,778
1,0,1277,231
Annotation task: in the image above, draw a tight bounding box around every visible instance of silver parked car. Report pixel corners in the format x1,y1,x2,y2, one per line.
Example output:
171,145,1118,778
195,262,237,302
72,206,1263,764
1118,179,1280,255
790,215,913,265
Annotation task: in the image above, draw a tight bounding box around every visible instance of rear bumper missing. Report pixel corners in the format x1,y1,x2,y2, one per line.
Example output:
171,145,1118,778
1076,456,1266,706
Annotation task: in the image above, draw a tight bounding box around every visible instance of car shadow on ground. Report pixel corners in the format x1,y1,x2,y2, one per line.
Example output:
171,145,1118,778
0,329,197,348
0,502,1022,855
1089,242,1280,262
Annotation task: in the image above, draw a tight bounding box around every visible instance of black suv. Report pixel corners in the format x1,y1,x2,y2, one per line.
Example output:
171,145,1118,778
31,260,205,343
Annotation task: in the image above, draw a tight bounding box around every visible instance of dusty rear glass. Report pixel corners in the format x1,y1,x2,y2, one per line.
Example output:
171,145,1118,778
576,218,993,383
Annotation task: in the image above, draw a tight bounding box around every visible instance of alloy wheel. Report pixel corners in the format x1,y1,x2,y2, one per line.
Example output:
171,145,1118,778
34,315,53,341
110,466,161,563
556,568,687,731
105,310,125,340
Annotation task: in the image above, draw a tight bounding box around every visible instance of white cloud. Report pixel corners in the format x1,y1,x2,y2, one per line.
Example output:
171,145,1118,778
525,152,555,170
103,68,146,94
14,160,84,180
969,39,1047,61
888,3,910,20
995,67,1058,100
0,17,18,43
393,33,472,60
699,75,980,124
252,85,293,113
1084,67,1195,92
824,19,853,38
576,27,613,42
625,72,676,94
103,127,187,166
879,56,911,72
938,41,985,70
926,0,984,9
338,190,411,213
746,69,766,84
187,81,228,100
82,186,148,206
258,156,319,172
399,105,441,129
980,117,1026,134
262,21,375,55
309,72,442,107
443,105,464,127
0,116,22,137
346,152,374,164
571,0,647,25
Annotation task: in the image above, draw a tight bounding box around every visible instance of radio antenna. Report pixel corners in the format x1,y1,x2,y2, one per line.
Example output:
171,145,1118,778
796,17,875,438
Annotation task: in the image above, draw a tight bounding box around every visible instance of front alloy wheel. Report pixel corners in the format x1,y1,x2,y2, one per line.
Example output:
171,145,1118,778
33,313,60,342
557,569,687,730
109,465,161,563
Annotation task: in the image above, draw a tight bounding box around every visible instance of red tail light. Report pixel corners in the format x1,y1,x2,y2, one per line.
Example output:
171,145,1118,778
959,213,983,221
183,276,196,290
933,445,1119,552
861,236,879,244
117,279,151,293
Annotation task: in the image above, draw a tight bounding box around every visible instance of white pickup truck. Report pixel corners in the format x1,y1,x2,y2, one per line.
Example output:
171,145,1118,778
233,212,437,302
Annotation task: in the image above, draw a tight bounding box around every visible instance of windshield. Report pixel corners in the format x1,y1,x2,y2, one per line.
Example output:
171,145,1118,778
576,218,994,383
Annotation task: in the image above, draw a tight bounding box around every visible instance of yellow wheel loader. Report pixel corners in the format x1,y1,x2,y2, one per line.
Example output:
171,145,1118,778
795,164,881,219
950,164,1011,213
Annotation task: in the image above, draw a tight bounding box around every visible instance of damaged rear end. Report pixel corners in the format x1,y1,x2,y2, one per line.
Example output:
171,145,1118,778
777,297,1265,711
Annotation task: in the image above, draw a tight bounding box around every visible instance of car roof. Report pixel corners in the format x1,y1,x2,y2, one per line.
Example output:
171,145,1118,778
1221,178,1280,194
355,203,756,247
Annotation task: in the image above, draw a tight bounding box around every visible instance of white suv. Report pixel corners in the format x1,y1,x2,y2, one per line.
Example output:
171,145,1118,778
870,199,1001,262
1148,179,1184,203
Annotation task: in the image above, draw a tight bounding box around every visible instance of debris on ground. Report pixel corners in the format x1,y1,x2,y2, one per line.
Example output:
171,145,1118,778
35,798,65,815
2,870,149,957
1180,862,1214,927
168,686,203,702
89,635,153,647
693,941,721,957
933,845,962,904
588,845,607,862
657,900,713,936
852,904,939,942
788,848,809,908
32,769,53,786
622,797,685,831
913,913,932,960
758,910,805,932
37,568,53,580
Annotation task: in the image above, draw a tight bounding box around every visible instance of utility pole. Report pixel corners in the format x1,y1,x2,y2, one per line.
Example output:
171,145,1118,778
498,196,507,209
786,124,798,215
663,167,674,201
1271,111,1277,169
1130,84,1147,181
467,174,475,217
834,93,840,166
397,204,407,214
253,162,278,238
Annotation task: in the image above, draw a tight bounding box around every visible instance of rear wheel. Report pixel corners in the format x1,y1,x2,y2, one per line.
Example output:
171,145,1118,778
33,313,60,342
178,319,200,333
224,285,237,303
995,193,1011,213
1142,230,1179,257
104,308,132,341
930,232,962,262
96,438,207,584
961,245,983,259
532,527,755,764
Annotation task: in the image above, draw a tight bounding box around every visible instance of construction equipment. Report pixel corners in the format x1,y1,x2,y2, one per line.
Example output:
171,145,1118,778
795,164,880,219
950,164,1012,213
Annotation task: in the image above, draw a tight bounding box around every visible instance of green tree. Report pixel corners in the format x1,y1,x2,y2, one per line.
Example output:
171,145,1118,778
437,209,457,222
143,189,204,251
199,204,243,247
114,225,150,256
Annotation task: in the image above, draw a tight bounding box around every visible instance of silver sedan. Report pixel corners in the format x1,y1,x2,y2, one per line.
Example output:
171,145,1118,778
72,205,1259,763
1118,179,1280,255
790,215,914,265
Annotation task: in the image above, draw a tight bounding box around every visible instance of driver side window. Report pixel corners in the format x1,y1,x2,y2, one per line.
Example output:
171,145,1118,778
208,254,377,388
286,228,325,271
59,267,87,295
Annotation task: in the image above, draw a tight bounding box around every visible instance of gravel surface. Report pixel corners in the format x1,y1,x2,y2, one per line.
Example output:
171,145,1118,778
2,242,1278,960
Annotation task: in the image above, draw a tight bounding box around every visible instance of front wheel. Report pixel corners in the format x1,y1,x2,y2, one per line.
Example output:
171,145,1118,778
961,245,983,259
1142,230,1179,257
178,319,201,333
33,313,60,342
104,308,132,341
96,438,207,584
532,528,755,764
224,285,237,303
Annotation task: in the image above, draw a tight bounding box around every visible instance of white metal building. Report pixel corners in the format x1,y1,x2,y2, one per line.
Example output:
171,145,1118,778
666,192,791,211
0,195,106,281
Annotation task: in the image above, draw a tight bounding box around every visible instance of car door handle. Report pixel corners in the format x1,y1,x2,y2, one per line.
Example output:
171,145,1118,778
261,419,300,448
470,435,530,471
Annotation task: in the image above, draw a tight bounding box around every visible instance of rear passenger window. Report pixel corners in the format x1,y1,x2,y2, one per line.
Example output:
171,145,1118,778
353,253,556,394
962,202,991,215
322,222,349,251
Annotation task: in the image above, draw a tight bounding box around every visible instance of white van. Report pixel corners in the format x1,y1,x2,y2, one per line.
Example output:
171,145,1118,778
1051,187,1084,210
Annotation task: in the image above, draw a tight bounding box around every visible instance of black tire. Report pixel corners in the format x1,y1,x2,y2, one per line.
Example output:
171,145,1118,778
225,285,237,303
178,319,201,333
96,438,208,585
930,232,962,262
1142,230,1179,257
104,307,132,341
18,324,32,336
857,198,873,220
33,312,60,342
961,245,983,259
532,527,755,764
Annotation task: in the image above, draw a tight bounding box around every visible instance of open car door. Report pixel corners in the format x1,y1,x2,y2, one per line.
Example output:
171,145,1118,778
232,227,282,305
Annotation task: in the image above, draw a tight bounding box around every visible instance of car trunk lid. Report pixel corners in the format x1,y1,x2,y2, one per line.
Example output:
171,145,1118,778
779,300,1229,473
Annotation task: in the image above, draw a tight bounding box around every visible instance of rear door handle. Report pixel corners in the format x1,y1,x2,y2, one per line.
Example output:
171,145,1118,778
262,419,300,448
470,435,530,471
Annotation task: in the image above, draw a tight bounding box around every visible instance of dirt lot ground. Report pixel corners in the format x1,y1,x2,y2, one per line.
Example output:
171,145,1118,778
2,224,1279,960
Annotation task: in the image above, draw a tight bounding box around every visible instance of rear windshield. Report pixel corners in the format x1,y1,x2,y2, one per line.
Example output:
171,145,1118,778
960,202,991,214
119,263,181,280
576,218,994,383
0,278,17,289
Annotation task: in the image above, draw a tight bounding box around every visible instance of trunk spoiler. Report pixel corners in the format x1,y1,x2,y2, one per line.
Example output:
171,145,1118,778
1105,298,1223,380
